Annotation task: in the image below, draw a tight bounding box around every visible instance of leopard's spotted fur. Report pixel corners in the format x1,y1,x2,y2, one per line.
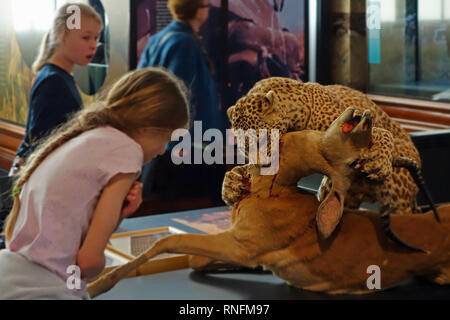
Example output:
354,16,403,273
225,77,422,217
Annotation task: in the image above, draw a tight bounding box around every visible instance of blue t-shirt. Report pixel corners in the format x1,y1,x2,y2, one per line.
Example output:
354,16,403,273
16,64,82,158
137,21,226,200
138,20,224,134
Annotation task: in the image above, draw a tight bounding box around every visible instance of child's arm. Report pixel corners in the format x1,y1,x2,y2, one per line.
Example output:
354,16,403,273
117,181,143,228
77,173,136,280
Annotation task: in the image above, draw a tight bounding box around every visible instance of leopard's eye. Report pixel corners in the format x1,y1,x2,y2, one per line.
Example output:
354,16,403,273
348,159,359,168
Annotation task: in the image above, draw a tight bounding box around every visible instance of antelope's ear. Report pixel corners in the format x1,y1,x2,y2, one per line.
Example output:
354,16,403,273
316,190,344,239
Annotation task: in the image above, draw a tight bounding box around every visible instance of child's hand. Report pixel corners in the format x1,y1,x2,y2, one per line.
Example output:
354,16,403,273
121,181,143,218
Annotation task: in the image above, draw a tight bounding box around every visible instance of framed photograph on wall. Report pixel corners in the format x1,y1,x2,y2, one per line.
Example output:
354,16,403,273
132,0,174,68
130,0,309,126
223,0,309,110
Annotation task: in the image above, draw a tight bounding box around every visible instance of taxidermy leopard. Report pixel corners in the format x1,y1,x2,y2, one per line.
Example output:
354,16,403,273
224,77,439,252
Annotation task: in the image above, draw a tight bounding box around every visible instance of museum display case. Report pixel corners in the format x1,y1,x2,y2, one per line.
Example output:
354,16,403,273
367,0,450,103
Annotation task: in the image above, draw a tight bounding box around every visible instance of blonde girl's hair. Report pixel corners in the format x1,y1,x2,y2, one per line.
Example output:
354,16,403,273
3,67,190,242
32,2,103,74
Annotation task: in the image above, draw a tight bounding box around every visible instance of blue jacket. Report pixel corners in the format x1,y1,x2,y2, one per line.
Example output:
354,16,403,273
16,64,82,158
138,20,223,134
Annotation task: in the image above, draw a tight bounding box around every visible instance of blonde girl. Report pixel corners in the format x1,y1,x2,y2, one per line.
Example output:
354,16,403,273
0,67,189,300
11,2,103,175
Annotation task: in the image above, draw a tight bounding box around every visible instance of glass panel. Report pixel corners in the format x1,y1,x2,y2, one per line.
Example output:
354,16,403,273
367,0,450,102
223,0,308,108
0,0,111,125
0,0,45,125
72,0,110,96
134,0,308,127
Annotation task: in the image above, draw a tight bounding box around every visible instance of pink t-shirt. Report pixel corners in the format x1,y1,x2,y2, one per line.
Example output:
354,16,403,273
8,126,143,294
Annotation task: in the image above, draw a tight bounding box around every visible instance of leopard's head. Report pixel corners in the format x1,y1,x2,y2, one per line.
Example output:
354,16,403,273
228,90,291,131
227,90,290,163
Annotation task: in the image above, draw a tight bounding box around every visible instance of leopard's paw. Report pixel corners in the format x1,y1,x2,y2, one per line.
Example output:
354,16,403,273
222,166,250,206
354,128,394,181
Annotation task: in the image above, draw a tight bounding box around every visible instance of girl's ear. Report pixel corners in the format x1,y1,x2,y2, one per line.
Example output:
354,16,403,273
54,30,65,48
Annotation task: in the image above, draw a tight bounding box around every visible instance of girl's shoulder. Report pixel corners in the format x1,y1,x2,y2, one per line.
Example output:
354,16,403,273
78,126,143,155
71,127,144,181
36,64,72,81
32,64,75,92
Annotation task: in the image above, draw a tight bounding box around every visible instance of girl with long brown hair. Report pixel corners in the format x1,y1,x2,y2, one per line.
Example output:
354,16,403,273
0,67,189,299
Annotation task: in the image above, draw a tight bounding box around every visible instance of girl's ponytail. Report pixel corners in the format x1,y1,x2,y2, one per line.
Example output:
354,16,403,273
32,31,57,74
4,104,109,241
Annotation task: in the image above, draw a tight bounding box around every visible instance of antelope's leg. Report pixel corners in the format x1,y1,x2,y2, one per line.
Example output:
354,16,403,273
189,255,249,271
88,231,257,298
376,180,426,253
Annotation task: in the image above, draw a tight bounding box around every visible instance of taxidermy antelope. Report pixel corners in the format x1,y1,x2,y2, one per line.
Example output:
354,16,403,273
88,108,449,297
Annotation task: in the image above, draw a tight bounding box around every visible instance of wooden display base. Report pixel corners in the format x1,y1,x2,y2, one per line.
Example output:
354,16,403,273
90,227,189,281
